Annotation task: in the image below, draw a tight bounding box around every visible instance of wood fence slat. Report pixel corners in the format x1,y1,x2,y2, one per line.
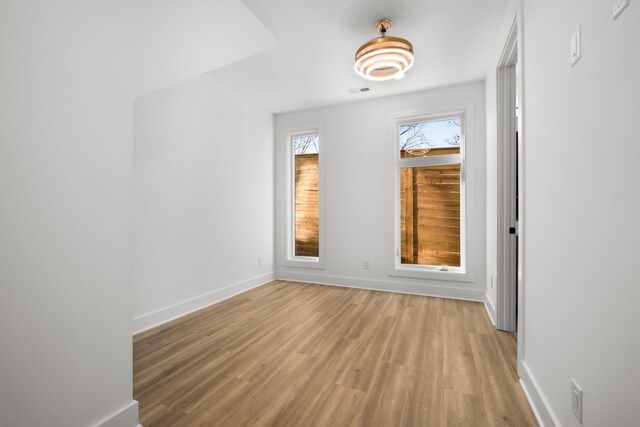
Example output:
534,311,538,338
422,218,461,227
417,240,460,252
294,154,320,257
401,163,461,266
413,225,461,237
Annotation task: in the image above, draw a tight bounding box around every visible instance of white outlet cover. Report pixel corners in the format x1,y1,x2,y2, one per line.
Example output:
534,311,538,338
570,26,582,67
613,0,630,20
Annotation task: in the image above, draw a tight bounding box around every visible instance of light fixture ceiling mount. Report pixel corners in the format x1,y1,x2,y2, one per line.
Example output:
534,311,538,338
354,18,414,81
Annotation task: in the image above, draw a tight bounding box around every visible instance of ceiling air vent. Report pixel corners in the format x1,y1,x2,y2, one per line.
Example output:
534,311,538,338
348,87,370,94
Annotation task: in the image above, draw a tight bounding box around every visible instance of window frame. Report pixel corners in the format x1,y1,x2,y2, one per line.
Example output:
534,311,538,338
283,126,325,269
390,110,470,281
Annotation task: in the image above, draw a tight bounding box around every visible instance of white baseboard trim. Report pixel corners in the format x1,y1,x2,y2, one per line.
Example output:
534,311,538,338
96,400,139,427
276,271,484,302
484,294,497,326
518,360,560,427
133,272,275,334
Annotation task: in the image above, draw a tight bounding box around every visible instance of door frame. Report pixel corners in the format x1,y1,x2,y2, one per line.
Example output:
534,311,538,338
496,11,527,374
496,20,518,333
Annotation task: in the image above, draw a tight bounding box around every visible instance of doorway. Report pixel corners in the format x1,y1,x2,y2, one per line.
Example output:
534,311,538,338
496,19,522,337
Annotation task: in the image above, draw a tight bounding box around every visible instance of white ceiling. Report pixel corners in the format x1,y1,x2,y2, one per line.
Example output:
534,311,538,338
134,0,278,97
208,0,510,114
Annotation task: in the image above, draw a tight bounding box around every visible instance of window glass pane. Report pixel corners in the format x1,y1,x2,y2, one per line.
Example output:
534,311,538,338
399,118,461,158
294,134,319,154
293,134,319,257
400,164,461,267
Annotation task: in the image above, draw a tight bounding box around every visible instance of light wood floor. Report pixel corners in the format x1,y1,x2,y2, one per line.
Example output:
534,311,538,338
134,280,537,426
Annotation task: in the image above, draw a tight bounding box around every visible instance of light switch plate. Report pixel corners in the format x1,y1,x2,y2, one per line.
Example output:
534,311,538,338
613,0,630,20
571,379,583,423
570,26,582,67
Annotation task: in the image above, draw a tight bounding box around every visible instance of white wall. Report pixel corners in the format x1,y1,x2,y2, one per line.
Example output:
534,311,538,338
0,1,138,426
520,1,640,425
275,82,486,300
133,75,274,332
133,0,277,97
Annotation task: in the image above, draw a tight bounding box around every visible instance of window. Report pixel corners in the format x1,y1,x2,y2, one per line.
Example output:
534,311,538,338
396,113,465,273
289,131,320,262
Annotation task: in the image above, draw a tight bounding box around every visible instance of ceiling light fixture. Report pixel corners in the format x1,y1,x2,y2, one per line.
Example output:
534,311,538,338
354,18,414,81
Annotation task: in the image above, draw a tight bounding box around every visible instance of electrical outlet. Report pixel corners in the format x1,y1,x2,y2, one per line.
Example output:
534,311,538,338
570,26,582,67
257,257,262,267
613,0,630,20
571,379,583,423
363,260,370,269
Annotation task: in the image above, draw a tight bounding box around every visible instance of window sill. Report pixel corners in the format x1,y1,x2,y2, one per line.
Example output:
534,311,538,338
389,266,473,283
282,257,324,270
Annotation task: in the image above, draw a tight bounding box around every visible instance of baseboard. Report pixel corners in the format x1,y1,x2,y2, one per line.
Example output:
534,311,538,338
484,294,497,326
276,271,484,301
97,400,139,427
518,360,560,427
133,272,274,334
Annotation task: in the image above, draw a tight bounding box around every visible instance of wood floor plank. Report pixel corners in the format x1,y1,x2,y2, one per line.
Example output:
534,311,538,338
134,281,537,426
444,390,488,427
469,332,536,427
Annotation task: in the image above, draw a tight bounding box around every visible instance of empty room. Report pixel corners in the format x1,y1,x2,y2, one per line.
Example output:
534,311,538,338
2,0,639,426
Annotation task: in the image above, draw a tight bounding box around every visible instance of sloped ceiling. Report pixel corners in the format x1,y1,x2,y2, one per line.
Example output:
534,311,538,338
134,0,278,97
209,0,510,113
